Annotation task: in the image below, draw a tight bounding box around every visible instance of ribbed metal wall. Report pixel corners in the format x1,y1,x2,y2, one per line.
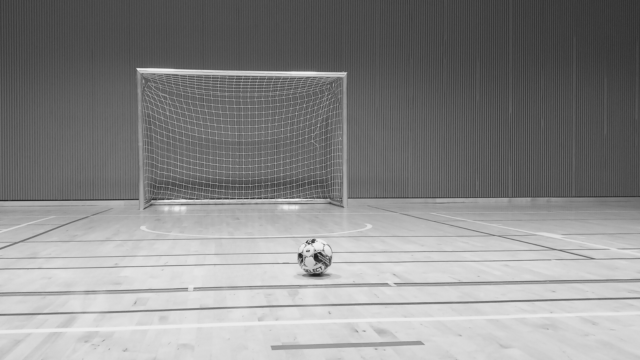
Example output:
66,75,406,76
1,0,639,200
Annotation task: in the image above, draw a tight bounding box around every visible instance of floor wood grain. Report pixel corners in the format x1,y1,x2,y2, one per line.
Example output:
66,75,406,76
0,200,639,359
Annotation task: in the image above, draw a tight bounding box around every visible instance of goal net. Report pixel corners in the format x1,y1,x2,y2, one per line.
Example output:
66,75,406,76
136,69,347,209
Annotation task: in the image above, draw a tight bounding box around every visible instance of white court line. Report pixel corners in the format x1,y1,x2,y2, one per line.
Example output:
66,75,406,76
140,223,373,238
430,211,640,214
2,311,640,334
99,213,389,217
0,217,55,234
78,210,640,217
431,213,640,257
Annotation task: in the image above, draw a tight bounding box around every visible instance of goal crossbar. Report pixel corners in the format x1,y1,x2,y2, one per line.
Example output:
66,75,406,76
138,68,347,77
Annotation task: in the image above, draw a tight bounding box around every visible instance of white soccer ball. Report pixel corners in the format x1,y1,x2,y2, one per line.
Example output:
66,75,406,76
297,238,333,275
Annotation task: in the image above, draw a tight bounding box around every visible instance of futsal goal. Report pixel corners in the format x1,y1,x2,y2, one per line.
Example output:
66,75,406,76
137,69,347,210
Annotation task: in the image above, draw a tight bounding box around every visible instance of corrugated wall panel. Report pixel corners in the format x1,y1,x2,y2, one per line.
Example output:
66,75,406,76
604,2,638,196
575,1,606,196
541,0,575,197
476,0,510,197
441,0,478,197
409,0,445,197
636,0,640,196
1,0,639,200
343,0,380,197
0,0,6,195
512,0,544,197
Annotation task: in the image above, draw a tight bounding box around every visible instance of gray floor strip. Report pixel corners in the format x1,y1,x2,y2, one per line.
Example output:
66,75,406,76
271,340,424,350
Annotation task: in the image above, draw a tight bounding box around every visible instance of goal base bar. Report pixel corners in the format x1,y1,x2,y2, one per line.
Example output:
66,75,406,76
144,199,345,208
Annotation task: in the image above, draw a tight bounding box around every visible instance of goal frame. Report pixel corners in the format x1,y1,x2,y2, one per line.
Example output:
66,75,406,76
136,68,348,210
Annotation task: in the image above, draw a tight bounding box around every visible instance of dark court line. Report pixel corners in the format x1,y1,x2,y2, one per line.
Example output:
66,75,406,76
271,341,424,350
3,278,639,297
0,209,113,251
444,218,640,222
536,232,640,236
2,296,640,317
411,210,640,214
1,233,634,244
0,235,515,243
0,249,554,260
499,235,638,253
368,206,595,260
568,247,640,251
2,247,637,261
0,257,604,271
0,205,106,207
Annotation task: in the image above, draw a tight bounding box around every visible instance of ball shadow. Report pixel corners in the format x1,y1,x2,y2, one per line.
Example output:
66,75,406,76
295,272,342,280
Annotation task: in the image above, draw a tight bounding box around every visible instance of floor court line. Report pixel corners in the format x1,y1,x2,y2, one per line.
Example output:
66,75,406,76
2,311,640,335
560,232,640,236
425,210,640,214
140,223,373,238
0,217,55,234
0,249,557,260
100,212,391,217
0,209,113,251
2,296,640,317
370,206,594,260
3,257,640,273
0,234,508,243
88,210,640,217
445,218,640,222
3,278,640,297
431,213,640,257
9,256,630,271
8,258,640,272
0,258,598,271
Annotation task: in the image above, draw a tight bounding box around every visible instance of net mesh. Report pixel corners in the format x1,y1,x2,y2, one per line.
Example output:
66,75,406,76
139,72,345,207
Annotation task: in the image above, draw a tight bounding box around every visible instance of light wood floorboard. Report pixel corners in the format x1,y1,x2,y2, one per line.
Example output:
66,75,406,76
0,200,639,359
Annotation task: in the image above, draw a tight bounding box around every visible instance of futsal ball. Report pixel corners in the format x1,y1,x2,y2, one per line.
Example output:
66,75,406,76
297,238,333,275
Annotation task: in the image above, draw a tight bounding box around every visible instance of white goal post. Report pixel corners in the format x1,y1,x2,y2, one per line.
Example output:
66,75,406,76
137,69,347,210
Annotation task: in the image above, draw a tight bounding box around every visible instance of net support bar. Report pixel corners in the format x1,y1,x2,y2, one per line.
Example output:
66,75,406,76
342,74,348,208
137,71,146,211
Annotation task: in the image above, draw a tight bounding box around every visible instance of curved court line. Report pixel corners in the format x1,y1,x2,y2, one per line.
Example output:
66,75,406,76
139,223,373,238
1,311,639,334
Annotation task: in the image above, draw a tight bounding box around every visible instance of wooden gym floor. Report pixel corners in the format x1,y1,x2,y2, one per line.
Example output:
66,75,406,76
1,199,640,359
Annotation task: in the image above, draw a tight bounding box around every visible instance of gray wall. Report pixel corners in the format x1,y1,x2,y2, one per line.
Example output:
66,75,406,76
1,0,639,200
